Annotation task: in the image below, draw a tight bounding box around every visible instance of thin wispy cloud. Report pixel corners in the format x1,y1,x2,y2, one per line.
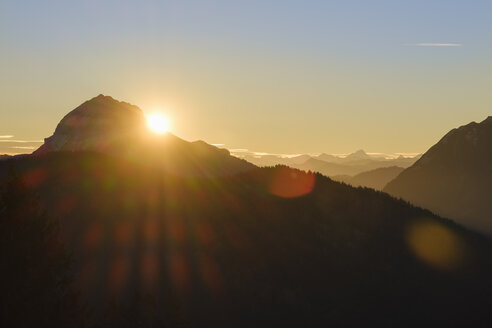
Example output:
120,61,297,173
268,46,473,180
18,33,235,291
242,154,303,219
394,152,422,157
0,139,43,143
0,135,14,139
407,43,462,47
10,146,37,150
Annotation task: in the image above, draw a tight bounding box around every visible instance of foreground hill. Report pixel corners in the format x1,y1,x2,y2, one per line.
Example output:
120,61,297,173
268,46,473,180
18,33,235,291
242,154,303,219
385,117,492,235
2,96,492,326
1,151,492,327
333,166,404,190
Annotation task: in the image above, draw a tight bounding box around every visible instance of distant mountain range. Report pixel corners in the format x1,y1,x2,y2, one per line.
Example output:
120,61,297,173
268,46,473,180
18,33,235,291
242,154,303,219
238,150,419,171
237,149,419,189
2,95,492,326
385,116,492,235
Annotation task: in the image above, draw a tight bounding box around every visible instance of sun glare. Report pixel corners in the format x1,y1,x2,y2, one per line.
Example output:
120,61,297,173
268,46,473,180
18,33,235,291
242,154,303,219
147,114,169,134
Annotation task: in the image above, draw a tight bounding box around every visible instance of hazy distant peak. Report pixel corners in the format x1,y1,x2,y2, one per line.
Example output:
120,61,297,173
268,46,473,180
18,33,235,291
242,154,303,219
345,149,371,160
350,149,368,156
317,153,339,161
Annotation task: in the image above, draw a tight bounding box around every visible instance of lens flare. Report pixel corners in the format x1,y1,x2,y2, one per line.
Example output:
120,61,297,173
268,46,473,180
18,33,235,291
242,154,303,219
406,219,467,270
269,167,315,198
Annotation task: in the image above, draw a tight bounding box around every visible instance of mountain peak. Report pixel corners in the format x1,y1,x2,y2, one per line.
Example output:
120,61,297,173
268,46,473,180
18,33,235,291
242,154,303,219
93,93,113,102
34,95,146,154
345,149,371,160
83,94,141,112
87,93,116,103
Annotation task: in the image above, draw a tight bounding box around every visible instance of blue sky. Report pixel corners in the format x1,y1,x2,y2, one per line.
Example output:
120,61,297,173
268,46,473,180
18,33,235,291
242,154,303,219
1,0,491,154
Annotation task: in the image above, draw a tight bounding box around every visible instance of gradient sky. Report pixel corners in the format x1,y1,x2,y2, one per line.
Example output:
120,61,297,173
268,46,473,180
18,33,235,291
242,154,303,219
1,0,491,155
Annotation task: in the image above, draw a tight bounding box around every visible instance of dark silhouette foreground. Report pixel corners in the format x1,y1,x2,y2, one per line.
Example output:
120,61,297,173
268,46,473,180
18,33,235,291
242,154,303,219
1,152,492,327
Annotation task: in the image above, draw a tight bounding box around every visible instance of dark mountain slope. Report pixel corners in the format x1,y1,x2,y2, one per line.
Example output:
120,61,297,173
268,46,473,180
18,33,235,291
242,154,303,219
385,117,492,234
334,166,405,190
1,152,492,327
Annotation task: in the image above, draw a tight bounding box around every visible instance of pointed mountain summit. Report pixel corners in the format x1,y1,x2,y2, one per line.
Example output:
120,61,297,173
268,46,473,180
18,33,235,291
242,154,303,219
343,149,375,163
34,95,254,176
344,149,371,161
384,116,492,234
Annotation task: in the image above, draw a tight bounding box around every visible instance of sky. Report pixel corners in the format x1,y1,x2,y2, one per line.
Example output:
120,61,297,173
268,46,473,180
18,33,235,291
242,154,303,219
1,0,491,155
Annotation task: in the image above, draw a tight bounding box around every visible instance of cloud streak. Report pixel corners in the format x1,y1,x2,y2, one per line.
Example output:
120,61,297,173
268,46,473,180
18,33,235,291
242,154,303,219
10,146,37,150
0,135,14,139
0,140,43,143
408,43,462,47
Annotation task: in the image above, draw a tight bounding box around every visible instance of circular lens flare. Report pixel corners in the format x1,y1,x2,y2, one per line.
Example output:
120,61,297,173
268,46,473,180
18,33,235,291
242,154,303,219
147,114,169,134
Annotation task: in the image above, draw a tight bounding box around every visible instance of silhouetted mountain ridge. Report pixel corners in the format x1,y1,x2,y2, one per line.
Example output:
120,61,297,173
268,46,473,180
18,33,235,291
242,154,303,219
385,116,492,234
1,150,492,327
34,95,254,177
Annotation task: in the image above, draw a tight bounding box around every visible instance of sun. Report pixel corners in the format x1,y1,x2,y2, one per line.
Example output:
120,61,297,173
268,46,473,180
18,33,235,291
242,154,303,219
147,114,169,134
